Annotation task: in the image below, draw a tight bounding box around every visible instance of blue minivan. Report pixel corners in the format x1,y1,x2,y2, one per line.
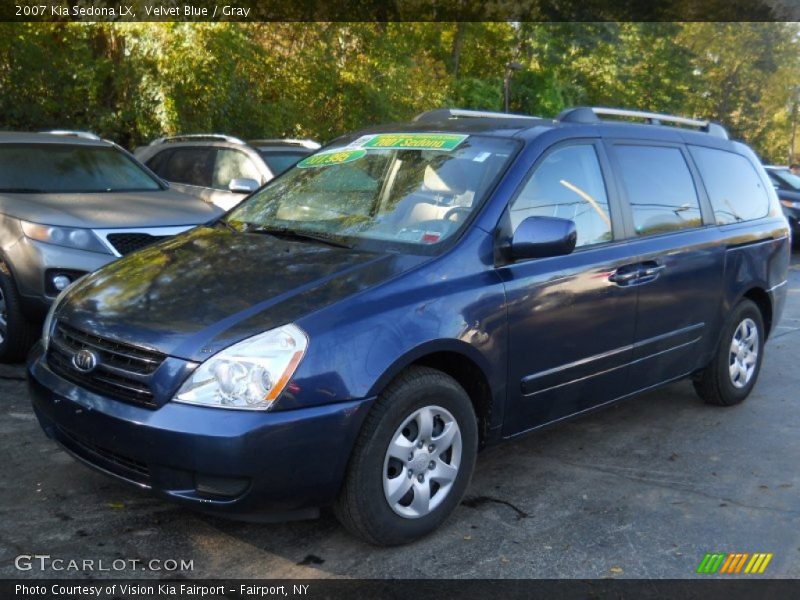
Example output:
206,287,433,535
28,107,790,545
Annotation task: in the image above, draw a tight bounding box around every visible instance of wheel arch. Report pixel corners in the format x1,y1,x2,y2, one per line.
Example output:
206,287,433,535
741,286,773,338
367,340,499,448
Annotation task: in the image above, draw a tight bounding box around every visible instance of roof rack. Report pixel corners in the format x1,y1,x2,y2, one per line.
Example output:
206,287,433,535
414,108,542,122
43,130,102,141
248,138,321,150
557,107,729,139
150,134,247,145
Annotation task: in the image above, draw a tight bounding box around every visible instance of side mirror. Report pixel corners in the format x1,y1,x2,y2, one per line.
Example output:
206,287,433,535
509,216,577,260
228,178,260,194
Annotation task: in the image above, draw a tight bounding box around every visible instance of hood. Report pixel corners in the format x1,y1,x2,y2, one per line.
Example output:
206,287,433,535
58,226,427,361
0,189,222,228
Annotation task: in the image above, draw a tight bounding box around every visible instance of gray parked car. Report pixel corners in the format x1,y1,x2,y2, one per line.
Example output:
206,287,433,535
0,131,223,361
134,135,320,211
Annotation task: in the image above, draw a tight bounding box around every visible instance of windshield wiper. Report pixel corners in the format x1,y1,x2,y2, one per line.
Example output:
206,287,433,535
216,219,239,233
248,226,353,249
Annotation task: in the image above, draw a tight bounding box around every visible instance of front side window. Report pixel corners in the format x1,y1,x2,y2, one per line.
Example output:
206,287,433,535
508,144,613,248
226,133,518,251
0,144,162,193
213,149,262,189
688,146,769,225
615,145,702,236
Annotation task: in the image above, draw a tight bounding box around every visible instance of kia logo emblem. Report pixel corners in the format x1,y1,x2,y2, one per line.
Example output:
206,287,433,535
71,349,98,373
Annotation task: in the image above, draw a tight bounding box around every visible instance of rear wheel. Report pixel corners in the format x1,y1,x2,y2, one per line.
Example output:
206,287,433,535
0,268,39,363
693,299,765,406
334,366,478,545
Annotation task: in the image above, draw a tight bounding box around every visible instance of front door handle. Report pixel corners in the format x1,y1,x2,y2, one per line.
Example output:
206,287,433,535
640,262,666,279
609,267,640,285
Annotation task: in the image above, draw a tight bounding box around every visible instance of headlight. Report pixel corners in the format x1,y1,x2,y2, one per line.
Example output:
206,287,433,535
21,220,110,254
174,324,308,411
780,199,800,210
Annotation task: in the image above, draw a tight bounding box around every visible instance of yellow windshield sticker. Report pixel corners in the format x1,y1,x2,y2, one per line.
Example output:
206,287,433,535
297,149,366,168
361,133,468,151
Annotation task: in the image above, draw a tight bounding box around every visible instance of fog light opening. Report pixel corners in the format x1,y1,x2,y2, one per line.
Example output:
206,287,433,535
194,474,250,499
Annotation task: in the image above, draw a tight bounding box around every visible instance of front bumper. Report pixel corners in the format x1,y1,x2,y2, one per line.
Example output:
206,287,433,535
8,237,113,318
28,344,373,518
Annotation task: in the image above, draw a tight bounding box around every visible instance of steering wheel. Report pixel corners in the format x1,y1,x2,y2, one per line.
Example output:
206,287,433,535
444,206,472,222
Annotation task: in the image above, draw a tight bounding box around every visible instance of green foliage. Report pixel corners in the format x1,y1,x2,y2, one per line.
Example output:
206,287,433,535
0,22,798,162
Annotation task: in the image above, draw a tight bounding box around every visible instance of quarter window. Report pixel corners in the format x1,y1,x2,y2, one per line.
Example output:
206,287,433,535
615,145,702,236
688,146,770,225
509,144,613,248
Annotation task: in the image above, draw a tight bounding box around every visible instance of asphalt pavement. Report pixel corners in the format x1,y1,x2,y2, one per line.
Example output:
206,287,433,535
1,251,799,580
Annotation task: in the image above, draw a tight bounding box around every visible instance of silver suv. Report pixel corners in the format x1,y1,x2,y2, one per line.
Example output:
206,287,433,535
0,132,223,361
134,135,320,211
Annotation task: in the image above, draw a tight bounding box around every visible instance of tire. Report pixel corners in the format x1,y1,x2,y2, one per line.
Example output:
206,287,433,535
693,299,765,406
334,366,478,546
0,267,39,363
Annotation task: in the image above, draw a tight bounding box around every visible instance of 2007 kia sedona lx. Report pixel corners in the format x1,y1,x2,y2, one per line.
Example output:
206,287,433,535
28,107,790,545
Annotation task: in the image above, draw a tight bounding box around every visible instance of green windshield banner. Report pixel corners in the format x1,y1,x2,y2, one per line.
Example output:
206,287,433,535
361,133,468,151
297,133,469,168
296,149,366,168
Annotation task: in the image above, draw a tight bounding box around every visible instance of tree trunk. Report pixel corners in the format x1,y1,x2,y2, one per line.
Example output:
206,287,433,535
450,23,464,79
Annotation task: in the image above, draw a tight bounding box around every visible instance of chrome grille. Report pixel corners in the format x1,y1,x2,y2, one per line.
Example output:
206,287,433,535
47,322,166,408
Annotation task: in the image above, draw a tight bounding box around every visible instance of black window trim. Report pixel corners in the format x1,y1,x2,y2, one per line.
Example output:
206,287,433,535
496,137,626,264
603,138,714,241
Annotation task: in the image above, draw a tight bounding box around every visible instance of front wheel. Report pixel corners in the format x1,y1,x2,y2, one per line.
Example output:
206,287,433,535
693,299,765,406
334,366,478,545
0,268,39,363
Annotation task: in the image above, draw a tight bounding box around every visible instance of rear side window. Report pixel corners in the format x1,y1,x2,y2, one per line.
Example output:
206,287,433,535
509,144,613,248
615,145,702,236
150,147,214,187
688,146,769,225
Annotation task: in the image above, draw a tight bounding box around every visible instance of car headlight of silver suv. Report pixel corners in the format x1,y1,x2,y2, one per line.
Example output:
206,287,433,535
173,324,308,411
21,220,110,254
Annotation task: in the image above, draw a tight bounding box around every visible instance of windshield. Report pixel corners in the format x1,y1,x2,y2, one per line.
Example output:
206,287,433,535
257,149,312,175
771,169,800,191
228,133,517,251
0,144,162,193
